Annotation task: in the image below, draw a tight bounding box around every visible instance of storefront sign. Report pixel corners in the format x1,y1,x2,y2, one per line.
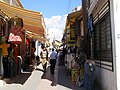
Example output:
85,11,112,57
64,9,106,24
8,33,22,43
70,27,76,40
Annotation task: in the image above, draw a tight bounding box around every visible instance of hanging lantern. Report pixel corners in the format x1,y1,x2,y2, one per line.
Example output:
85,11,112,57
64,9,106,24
8,16,24,44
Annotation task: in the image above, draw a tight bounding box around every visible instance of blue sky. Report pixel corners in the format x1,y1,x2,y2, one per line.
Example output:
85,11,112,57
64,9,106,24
20,0,82,18
20,0,82,41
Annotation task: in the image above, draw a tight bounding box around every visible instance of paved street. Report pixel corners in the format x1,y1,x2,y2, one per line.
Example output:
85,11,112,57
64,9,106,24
35,61,84,90
0,59,85,90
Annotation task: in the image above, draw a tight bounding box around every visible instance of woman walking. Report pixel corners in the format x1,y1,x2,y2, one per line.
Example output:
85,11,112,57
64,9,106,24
40,47,47,73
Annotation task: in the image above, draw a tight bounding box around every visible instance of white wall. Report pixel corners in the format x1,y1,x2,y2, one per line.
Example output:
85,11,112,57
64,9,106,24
111,0,120,90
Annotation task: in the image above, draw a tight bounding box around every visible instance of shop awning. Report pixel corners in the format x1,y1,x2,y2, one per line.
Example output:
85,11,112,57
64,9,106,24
26,30,46,42
0,1,45,37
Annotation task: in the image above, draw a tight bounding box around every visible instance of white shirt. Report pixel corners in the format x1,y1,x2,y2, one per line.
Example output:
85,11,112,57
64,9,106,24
49,51,57,60
41,50,47,58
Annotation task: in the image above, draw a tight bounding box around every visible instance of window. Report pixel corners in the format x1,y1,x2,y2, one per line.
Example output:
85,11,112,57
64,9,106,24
93,12,113,71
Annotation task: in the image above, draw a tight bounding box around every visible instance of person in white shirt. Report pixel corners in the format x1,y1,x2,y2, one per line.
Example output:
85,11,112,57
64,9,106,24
48,48,57,75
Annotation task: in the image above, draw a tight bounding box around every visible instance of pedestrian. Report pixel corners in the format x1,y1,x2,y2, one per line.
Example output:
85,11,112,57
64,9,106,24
0,36,10,78
84,59,96,90
46,48,49,61
47,48,52,66
36,55,40,65
62,47,67,66
40,47,47,73
32,47,37,69
48,48,57,75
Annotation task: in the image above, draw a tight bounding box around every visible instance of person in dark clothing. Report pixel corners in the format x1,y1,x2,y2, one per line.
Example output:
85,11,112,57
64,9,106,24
62,48,67,65
48,48,57,75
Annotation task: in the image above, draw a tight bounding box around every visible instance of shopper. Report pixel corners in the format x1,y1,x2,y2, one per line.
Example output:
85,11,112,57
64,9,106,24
0,36,10,78
31,47,36,69
40,47,47,73
84,59,96,90
49,48,57,75
62,47,67,66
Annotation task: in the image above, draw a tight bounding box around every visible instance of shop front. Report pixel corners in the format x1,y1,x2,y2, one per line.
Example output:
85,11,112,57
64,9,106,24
0,1,46,78
62,8,87,87
0,10,10,76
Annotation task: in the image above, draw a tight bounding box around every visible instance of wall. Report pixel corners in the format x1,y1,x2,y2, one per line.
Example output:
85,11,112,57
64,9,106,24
89,0,117,90
95,67,116,90
110,0,120,90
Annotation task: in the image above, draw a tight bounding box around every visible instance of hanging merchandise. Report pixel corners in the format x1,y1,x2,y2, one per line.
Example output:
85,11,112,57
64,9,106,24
8,16,24,44
8,16,23,28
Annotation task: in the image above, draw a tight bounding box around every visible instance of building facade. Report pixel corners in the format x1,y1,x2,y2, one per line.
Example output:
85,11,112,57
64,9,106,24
0,0,46,77
63,8,84,48
83,0,120,90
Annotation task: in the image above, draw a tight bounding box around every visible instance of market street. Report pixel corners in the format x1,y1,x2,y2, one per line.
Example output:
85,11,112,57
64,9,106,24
0,59,85,90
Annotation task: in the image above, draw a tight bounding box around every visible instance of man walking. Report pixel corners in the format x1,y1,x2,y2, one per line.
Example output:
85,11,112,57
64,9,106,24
49,48,57,75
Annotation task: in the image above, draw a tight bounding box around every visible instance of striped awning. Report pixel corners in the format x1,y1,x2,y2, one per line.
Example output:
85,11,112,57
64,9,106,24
26,30,46,42
0,1,45,39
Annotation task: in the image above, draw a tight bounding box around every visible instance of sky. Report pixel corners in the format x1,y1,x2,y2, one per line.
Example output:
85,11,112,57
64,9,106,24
20,0,82,41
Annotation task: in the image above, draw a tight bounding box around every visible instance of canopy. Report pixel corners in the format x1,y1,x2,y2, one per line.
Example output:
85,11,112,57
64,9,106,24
26,30,46,42
0,1,45,40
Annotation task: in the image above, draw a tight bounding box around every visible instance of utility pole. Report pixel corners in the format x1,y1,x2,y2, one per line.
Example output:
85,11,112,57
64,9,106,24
82,0,88,36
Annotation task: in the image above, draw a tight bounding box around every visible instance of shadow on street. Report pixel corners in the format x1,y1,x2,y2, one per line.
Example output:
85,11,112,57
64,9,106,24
39,66,57,86
3,65,34,85
57,66,73,89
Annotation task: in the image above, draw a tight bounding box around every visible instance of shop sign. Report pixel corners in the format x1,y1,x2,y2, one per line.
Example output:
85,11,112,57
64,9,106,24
70,27,76,40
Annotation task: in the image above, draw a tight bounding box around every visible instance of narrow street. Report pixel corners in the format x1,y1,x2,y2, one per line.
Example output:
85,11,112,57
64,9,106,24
0,59,85,90
37,61,84,90
0,0,118,89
